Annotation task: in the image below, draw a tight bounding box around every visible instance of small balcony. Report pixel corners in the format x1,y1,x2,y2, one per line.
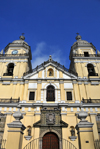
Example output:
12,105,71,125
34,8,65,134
72,54,100,57
0,97,20,103
82,98,100,103
0,139,6,149
88,72,98,77
3,73,13,76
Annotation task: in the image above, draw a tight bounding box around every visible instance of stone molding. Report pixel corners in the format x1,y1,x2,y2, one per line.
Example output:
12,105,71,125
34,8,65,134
7,120,26,130
37,80,42,84
24,136,32,140
78,130,93,132
8,130,24,134
61,113,67,115
89,113,97,115
34,113,41,115
0,103,100,108
69,136,77,141
59,80,64,84
91,82,99,85
0,60,28,63
2,82,10,85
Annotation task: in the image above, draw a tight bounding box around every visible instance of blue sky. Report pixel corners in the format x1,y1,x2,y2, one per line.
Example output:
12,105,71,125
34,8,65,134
0,0,100,69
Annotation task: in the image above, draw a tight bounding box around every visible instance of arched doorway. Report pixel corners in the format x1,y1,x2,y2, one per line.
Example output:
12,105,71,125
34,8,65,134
42,132,59,149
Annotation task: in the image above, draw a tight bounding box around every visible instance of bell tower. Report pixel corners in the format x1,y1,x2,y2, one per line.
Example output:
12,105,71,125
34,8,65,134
0,35,32,78
69,34,99,78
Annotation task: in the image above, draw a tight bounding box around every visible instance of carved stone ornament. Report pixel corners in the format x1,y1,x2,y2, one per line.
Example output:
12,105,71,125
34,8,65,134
78,110,88,121
46,113,55,125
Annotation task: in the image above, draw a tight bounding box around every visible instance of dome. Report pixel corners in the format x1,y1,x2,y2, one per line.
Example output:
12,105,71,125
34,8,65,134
72,34,89,46
12,35,28,45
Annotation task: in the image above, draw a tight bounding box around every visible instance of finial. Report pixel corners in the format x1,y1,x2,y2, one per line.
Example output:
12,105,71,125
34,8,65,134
49,55,52,61
75,33,81,41
19,33,25,40
76,33,79,35
13,104,23,121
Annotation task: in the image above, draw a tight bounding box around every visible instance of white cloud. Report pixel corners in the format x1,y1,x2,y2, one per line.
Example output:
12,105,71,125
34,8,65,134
32,42,64,68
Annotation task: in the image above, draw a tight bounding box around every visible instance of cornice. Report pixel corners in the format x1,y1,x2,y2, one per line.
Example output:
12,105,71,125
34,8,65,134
74,60,100,63
0,56,29,60
0,102,100,108
74,57,100,60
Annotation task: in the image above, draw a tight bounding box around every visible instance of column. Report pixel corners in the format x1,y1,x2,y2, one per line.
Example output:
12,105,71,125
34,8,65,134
60,80,65,101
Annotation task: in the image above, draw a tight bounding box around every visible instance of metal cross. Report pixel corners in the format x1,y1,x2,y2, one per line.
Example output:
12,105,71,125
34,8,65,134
76,33,79,35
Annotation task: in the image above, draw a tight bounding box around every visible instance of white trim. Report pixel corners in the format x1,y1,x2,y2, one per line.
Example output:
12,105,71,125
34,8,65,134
85,62,96,67
81,49,91,54
6,62,16,66
28,90,36,102
65,89,74,102
7,47,28,53
71,107,73,112
24,62,77,79
44,83,58,89
75,60,100,63
28,107,31,112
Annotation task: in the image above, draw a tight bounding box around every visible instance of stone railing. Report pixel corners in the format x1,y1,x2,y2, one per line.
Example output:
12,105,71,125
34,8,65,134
0,139,6,149
0,97,20,103
82,98,100,103
72,54,100,57
94,139,100,149
0,53,28,58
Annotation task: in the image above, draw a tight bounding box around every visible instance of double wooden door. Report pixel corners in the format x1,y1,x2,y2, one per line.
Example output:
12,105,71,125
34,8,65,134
42,132,59,149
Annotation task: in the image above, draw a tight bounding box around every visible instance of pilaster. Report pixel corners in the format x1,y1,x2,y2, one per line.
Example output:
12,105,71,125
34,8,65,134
76,110,94,149
6,105,26,149
90,113,99,140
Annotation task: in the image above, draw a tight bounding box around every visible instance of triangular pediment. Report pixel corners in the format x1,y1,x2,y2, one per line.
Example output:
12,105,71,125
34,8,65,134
33,120,68,128
24,59,77,79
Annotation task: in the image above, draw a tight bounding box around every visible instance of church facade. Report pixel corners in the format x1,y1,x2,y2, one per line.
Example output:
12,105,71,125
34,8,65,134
0,34,100,149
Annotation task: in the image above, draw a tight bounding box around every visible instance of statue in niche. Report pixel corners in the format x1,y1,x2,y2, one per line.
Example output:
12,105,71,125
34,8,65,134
27,127,31,136
71,128,75,136
49,71,52,76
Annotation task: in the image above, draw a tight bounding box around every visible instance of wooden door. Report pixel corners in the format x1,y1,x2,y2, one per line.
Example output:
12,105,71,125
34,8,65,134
47,85,55,101
42,133,59,149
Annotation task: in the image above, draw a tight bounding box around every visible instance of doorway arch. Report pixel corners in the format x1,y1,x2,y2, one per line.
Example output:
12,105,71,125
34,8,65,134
42,132,59,149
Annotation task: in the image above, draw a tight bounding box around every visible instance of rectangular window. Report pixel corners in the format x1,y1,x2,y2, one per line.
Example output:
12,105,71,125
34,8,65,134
29,92,35,100
84,52,89,57
67,92,72,100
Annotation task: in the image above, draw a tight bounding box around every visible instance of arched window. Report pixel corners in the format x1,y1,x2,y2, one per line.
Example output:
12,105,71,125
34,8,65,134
87,64,96,76
46,85,55,101
7,63,14,76
3,63,14,76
